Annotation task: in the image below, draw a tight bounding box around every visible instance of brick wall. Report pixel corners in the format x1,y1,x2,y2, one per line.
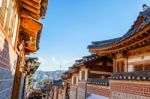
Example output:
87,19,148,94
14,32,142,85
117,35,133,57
110,80,150,99
58,93,63,99
0,30,18,98
77,81,87,99
87,84,110,98
70,85,78,99
69,78,150,99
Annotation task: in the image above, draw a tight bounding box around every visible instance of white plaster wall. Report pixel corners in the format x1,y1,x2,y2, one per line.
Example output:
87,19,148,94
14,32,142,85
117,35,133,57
12,13,19,46
128,55,150,63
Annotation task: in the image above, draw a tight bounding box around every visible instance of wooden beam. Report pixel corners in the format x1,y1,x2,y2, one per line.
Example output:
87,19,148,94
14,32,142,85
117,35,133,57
22,29,38,39
32,0,41,4
21,9,41,19
22,3,40,15
91,25,150,54
21,17,42,52
21,16,42,33
97,33,150,54
128,60,150,65
89,70,112,75
25,44,37,52
22,0,41,9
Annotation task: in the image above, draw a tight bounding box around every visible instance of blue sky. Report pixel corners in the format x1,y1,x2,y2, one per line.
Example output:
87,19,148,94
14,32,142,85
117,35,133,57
33,0,150,71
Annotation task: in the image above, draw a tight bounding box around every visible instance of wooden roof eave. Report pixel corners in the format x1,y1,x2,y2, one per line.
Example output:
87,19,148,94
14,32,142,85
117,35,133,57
40,0,48,18
22,28,38,39
62,74,71,79
22,0,41,10
22,3,40,15
36,26,43,50
21,16,42,32
21,16,42,52
75,63,84,68
32,0,42,4
25,45,37,52
69,68,78,74
91,37,150,55
21,0,48,19
24,30,42,52
21,9,41,20
90,25,150,54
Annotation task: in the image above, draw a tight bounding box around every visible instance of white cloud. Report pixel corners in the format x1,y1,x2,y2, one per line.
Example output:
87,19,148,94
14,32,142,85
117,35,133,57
36,56,80,71
51,57,56,62
62,59,74,64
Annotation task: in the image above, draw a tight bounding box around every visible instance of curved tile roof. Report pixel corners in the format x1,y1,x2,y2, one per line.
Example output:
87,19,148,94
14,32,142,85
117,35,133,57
88,5,150,49
75,54,100,65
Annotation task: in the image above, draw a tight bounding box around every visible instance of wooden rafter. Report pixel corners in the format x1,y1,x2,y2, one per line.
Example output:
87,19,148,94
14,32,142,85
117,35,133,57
21,0,48,19
21,9,41,19
89,70,112,75
25,44,37,52
100,34,150,54
21,16,42,33
22,3,40,15
32,0,41,4
90,26,150,54
22,0,41,9
22,29,38,39
21,16,42,52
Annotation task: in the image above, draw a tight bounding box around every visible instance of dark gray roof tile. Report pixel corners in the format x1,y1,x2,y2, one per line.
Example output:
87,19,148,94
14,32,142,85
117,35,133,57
88,6,150,49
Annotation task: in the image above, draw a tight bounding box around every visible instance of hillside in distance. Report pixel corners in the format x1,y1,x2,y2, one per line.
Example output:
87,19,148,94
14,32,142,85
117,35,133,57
32,70,65,82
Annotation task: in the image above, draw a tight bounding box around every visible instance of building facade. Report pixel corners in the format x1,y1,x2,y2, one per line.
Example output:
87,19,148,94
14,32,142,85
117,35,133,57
61,5,150,99
0,0,47,99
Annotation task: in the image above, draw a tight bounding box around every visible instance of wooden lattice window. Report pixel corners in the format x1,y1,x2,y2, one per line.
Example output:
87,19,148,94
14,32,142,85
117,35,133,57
144,65,150,71
116,60,125,72
4,0,12,33
9,8,16,38
133,64,143,71
73,77,76,85
0,0,7,26
0,0,2,7
81,71,85,80
133,64,150,71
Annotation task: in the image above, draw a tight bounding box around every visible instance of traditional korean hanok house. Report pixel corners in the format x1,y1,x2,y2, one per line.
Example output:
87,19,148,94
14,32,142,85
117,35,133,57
24,57,40,99
0,0,47,98
61,71,71,99
61,54,113,99
13,0,48,99
52,80,63,99
67,65,79,99
75,54,113,99
0,0,20,98
88,4,150,99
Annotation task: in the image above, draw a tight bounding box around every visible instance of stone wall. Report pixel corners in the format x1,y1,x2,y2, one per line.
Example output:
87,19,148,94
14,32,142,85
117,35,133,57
111,80,150,99
77,81,86,99
68,78,150,99
86,84,110,98
0,30,18,98
70,85,78,99
58,93,63,99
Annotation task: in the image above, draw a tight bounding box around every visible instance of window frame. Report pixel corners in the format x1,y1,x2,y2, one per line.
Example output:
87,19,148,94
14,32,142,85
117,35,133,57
81,71,85,80
116,60,125,72
73,77,77,85
0,0,2,8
